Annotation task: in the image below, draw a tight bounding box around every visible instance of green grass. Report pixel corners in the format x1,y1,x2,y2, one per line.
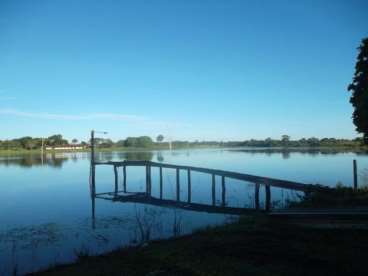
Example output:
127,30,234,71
33,215,368,276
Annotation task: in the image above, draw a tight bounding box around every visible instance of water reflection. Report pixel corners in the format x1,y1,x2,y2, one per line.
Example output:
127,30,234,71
0,153,69,168
2,148,365,275
2,148,364,169
229,147,368,156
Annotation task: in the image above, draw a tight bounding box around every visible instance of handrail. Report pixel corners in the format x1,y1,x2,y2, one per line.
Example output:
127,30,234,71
93,160,329,192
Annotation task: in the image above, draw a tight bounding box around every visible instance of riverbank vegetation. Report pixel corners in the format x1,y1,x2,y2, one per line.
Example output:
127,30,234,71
34,215,368,276
288,185,368,208
0,134,367,153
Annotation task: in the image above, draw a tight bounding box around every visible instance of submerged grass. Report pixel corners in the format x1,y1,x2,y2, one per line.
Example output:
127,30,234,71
33,215,368,276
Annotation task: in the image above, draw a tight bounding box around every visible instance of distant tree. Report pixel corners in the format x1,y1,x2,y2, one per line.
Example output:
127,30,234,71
281,135,290,147
137,136,153,148
125,137,138,147
348,37,368,143
264,137,272,147
156,134,164,143
115,140,126,147
307,137,320,147
72,138,78,144
91,138,114,148
47,134,68,146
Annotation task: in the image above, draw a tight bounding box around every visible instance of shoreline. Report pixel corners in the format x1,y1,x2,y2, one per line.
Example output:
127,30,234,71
33,214,368,276
0,145,367,156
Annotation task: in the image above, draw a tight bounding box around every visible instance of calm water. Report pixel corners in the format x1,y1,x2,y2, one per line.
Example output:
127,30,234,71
1,148,368,275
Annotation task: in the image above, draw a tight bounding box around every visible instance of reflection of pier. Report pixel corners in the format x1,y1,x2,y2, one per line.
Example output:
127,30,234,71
91,160,329,213
95,192,253,215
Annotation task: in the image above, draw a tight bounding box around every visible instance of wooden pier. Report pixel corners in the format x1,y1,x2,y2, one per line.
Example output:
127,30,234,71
90,159,330,213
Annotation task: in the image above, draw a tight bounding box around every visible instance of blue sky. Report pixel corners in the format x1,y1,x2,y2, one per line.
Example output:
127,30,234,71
0,0,367,142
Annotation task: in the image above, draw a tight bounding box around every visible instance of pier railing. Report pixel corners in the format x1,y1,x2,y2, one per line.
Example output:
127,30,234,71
91,160,329,212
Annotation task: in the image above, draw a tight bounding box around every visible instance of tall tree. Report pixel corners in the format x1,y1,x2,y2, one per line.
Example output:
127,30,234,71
348,37,368,142
281,135,290,147
156,134,164,143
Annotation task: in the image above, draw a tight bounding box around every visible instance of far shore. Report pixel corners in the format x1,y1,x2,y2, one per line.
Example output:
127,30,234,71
0,145,368,157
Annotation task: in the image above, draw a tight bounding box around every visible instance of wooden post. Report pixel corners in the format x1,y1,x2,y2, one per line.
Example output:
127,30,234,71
187,169,191,203
159,166,163,199
176,168,180,201
353,159,358,191
113,165,118,194
146,165,151,196
212,174,216,205
221,176,226,206
123,165,127,193
91,191,95,230
90,130,96,188
255,183,260,210
265,182,271,212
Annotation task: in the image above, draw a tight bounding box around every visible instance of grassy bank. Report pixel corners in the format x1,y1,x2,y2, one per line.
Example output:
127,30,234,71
33,215,368,276
288,186,368,208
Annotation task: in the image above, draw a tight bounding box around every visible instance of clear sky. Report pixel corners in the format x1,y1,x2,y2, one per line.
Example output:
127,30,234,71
0,0,367,142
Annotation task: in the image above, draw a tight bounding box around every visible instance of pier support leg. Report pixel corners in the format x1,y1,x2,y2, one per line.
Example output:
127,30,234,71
212,174,216,206
265,183,271,212
123,165,127,193
187,169,191,203
176,168,180,201
353,159,358,191
255,183,260,210
221,176,226,207
146,165,151,196
159,166,163,199
113,165,118,195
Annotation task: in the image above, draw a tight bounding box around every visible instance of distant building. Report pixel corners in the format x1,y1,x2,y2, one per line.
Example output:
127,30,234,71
45,144,86,151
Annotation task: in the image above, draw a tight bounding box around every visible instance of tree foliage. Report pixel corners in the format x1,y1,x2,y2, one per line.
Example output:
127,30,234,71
348,37,368,142
124,136,154,148
156,134,164,143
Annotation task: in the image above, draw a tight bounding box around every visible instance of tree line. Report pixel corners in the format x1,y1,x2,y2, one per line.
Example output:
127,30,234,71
0,134,365,150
